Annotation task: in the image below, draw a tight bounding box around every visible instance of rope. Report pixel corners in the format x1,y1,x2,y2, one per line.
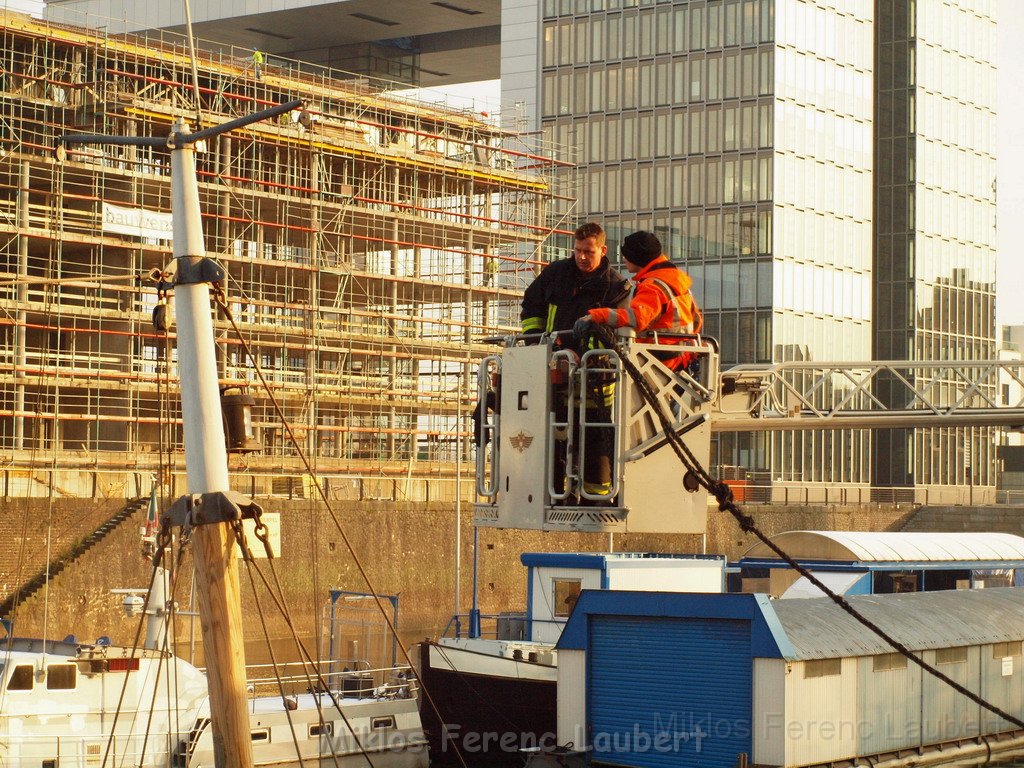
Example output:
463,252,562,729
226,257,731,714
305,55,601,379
233,520,314,768
209,283,470,768
593,324,1024,733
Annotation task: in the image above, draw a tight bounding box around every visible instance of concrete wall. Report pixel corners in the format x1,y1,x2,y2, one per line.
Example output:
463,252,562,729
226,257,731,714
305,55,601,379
0,499,916,665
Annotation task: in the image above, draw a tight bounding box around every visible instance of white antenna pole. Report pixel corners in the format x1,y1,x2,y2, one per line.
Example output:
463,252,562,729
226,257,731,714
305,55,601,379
59,99,302,768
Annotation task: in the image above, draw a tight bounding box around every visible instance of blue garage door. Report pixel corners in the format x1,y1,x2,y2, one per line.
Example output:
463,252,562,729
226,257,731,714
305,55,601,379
589,616,752,768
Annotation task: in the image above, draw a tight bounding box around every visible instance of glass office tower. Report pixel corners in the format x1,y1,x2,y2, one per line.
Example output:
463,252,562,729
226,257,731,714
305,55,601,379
520,0,872,484
872,0,997,490
507,0,996,491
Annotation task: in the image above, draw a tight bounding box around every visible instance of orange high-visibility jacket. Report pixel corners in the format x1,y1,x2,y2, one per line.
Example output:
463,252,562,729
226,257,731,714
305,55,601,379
587,254,701,337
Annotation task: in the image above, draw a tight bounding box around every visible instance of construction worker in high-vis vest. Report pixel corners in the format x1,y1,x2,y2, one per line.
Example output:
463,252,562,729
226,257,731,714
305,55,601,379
252,49,264,81
575,230,702,371
519,222,628,503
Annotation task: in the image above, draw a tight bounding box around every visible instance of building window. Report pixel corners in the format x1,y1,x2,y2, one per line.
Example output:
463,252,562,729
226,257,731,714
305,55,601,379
935,647,967,665
873,653,908,672
804,658,841,678
993,642,1022,659
553,579,582,617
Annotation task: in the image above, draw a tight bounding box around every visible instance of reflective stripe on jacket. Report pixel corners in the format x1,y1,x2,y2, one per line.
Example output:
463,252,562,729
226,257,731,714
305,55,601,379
587,255,700,335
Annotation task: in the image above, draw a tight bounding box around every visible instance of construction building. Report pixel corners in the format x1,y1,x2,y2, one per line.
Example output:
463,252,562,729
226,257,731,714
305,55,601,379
0,9,569,503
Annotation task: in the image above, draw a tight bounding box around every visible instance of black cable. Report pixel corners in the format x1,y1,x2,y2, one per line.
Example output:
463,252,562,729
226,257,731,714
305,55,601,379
594,325,1024,732
210,283,469,768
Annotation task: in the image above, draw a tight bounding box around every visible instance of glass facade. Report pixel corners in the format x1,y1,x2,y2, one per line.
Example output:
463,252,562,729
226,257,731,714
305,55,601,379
529,0,996,488
872,0,997,488
536,0,871,483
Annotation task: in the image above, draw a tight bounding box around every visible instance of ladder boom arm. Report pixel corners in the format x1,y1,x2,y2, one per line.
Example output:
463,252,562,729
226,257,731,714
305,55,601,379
711,360,1024,431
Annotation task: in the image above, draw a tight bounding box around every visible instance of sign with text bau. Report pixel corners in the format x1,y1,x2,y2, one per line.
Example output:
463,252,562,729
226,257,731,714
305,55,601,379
101,202,173,241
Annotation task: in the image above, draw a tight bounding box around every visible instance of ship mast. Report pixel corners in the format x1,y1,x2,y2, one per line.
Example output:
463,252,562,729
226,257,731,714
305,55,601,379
60,99,302,768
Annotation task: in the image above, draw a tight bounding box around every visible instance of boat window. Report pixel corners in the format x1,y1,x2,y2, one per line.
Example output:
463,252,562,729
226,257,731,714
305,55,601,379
8,665,33,691
251,729,270,742
309,722,333,737
46,664,77,690
371,716,395,730
553,579,582,617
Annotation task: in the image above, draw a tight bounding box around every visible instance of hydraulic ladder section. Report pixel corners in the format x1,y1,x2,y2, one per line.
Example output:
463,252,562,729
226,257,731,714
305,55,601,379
712,361,1024,431
474,335,1024,535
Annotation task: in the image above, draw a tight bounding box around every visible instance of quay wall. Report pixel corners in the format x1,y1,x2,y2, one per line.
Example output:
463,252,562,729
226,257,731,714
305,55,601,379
0,499,1013,664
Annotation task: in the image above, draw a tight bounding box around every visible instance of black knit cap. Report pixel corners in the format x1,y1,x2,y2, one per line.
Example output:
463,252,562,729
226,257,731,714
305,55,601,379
621,231,662,267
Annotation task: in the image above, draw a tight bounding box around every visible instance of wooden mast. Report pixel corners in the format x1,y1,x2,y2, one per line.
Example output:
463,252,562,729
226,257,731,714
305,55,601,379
169,120,254,767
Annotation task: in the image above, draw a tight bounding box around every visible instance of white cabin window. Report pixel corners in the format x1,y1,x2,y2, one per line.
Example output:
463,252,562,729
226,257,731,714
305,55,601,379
8,665,32,691
803,658,841,678
310,722,333,737
873,653,908,672
371,716,395,730
251,729,270,742
553,579,582,618
993,641,1022,659
46,664,76,690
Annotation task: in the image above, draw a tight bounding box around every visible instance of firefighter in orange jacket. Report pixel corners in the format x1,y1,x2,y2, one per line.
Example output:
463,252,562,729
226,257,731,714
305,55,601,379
574,231,701,370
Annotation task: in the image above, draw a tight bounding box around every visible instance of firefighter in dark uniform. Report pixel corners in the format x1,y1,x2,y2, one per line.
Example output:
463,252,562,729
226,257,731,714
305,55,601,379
520,222,627,339
520,222,628,502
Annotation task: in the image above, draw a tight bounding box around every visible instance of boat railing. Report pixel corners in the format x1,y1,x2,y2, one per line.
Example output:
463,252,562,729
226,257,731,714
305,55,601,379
442,611,527,641
244,660,418,700
0,732,191,764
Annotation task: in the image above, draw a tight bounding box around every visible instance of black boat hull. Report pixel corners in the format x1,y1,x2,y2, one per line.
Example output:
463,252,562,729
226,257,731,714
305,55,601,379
417,641,558,764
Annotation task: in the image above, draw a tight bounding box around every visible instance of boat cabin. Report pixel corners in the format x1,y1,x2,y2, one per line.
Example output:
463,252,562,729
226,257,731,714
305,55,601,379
521,551,726,643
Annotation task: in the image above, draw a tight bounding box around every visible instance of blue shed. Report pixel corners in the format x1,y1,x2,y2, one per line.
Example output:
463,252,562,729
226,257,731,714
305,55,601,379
556,588,1024,768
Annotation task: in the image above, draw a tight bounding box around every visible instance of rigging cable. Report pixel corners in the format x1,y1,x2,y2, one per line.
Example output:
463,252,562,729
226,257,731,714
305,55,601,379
234,521,343,768
180,0,205,131
593,324,1024,733
99,534,171,768
234,524,378,768
210,283,470,768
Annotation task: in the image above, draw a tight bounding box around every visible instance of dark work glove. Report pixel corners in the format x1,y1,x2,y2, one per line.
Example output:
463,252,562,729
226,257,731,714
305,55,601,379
573,316,594,340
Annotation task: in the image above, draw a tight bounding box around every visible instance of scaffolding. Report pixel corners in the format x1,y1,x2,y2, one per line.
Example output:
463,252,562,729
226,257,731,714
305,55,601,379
0,10,574,501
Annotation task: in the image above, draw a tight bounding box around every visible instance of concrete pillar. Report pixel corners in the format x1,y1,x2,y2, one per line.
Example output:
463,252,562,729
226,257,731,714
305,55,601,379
14,161,29,450
219,135,232,256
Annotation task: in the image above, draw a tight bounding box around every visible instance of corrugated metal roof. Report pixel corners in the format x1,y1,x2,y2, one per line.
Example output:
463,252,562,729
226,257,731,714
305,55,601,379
742,530,1024,563
781,570,868,599
770,587,1024,660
